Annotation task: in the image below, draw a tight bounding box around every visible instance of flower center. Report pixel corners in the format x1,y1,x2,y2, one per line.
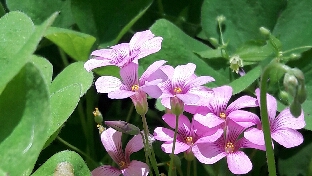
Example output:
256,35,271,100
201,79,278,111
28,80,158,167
131,84,139,91
118,161,127,169
219,112,226,119
174,87,182,94
225,142,235,153
185,136,193,145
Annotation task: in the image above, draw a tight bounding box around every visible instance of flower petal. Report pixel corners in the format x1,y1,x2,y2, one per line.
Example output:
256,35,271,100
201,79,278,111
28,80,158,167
91,165,121,176
186,76,215,87
101,128,124,165
136,37,163,60
123,160,149,176
274,108,305,130
228,110,261,127
244,128,265,146
125,134,144,161
120,62,138,87
227,95,258,113
184,104,210,115
172,63,196,88
208,86,232,114
176,93,200,105
108,89,136,99
161,141,190,154
271,128,304,148
129,30,155,50
95,76,122,93
91,48,112,57
192,143,225,164
194,113,224,129
140,60,167,83
162,114,191,132
141,84,163,98
154,127,174,141
84,57,113,72
255,88,277,122
227,151,252,174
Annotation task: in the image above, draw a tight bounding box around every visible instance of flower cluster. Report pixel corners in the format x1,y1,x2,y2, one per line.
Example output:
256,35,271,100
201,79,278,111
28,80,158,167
86,30,306,175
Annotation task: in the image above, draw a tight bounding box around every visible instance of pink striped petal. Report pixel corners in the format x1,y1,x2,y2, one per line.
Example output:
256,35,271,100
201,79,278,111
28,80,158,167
208,86,232,114
95,76,122,93
255,88,277,122
192,143,225,164
228,110,261,127
136,37,163,60
120,63,138,87
123,160,149,176
91,165,121,176
129,30,155,50
91,48,112,57
84,58,113,72
101,128,124,165
125,134,144,161
274,108,305,130
227,95,258,113
227,151,252,174
108,89,136,99
172,63,196,87
194,113,224,128
140,60,167,83
244,128,265,146
162,114,191,131
186,76,215,87
154,127,174,141
271,128,303,148
161,141,190,154
176,93,200,105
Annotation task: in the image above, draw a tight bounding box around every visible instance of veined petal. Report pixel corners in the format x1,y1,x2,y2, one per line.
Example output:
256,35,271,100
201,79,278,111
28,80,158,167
227,95,258,113
91,165,121,176
194,113,224,128
208,86,232,114
160,65,174,80
226,119,246,143
255,88,277,122
123,160,149,176
120,63,138,87
141,84,162,98
186,76,215,87
184,104,210,115
172,63,196,88
274,108,305,130
154,127,174,141
110,43,132,67
162,114,191,133
192,143,225,164
160,97,171,109
129,30,155,50
84,57,113,72
125,134,144,162
101,128,124,165
136,37,163,60
161,141,190,154
176,93,200,105
236,137,266,151
91,48,112,57
228,110,261,127
108,89,136,99
195,129,223,144
227,151,252,174
95,76,122,93
140,60,167,83
271,128,303,148
244,128,265,146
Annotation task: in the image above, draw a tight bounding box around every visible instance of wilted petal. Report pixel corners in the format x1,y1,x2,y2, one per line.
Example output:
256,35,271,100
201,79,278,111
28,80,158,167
123,160,149,176
192,143,225,164
95,76,122,93
84,58,113,72
227,151,252,174
125,134,144,161
161,141,190,154
227,95,258,113
154,127,174,141
271,129,303,148
92,165,121,176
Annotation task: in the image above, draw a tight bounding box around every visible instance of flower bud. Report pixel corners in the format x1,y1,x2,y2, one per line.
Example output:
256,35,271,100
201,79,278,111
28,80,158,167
259,27,271,36
170,154,181,168
93,108,103,124
184,150,195,161
296,84,307,104
209,37,219,47
105,121,140,135
289,53,301,60
291,68,305,81
130,91,148,116
290,100,302,118
170,96,184,116
229,55,243,74
283,73,298,97
278,90,289,105
216,15,226,24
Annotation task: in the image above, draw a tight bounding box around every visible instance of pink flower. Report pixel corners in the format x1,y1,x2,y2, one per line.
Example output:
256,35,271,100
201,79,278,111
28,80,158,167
92,128,149,176
244,88,305,148
154,114,223,156
159,63,215,108
192,119,265,174
190,85,260,129
95,60,167,99
84,30,163,71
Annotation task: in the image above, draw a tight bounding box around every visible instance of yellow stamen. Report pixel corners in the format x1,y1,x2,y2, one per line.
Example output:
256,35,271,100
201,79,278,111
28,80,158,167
225,142,235,153
186,136,193,145
174,87,182,94
119,161,126,168
219,112,226,119
131,84,139,91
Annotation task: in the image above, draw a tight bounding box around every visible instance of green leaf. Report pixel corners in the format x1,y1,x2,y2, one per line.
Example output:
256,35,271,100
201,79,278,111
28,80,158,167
47,84,81,142
201,0,285,53
50,62,94,97
30,55,53,85
32,150,91,176
0,11,57,94
45,27,96,61
147,19,230,87
195,48,224,59
6,0,74,28
0,3,6,19
0,63,50,175
71,0,153,46
273,0,312,53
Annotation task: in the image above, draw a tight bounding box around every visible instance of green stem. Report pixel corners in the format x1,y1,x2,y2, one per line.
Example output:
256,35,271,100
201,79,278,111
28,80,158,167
193,160,197,176
260,62,289,176
140,131,154,176
157,0,165,17
168,114,179,176
57,136,97,166
126,104,134,122
141,114,160,176
187,161,191,176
